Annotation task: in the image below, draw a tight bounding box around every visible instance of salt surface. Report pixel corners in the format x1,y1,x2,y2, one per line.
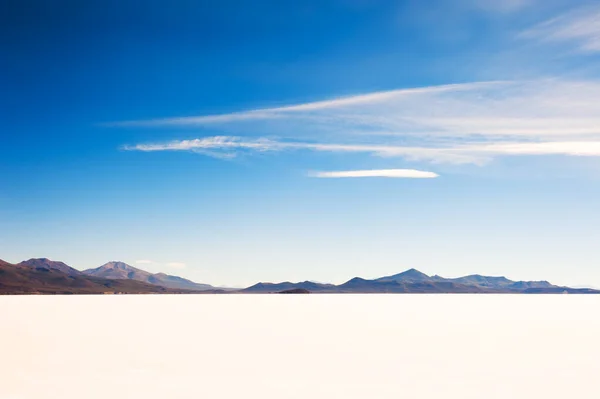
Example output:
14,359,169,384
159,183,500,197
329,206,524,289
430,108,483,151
1,294,599,398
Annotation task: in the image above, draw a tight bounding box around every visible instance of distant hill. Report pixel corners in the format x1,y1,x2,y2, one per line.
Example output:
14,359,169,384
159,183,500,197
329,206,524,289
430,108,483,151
374,268,432,283
83,261,215,291
148,272,215,291
335,277,488,293
373,269,555,291
83,261,151,280
240,269,600,294
243,281,337,293
434,274,555,291
18,258,82,277
0,259,193,295
278,288,310,294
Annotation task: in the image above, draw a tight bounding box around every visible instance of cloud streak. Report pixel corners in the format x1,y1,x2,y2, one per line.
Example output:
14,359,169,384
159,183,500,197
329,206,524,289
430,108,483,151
119,78,600,166
123,136,486,164
522,6,600,53
309,169,440,178
124,136,600,164
112,81,506,127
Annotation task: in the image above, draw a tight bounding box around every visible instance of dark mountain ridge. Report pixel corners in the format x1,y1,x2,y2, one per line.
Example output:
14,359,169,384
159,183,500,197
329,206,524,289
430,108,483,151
374,268,431,283
241,269,598,294
244,281,337,293
18,258,82,277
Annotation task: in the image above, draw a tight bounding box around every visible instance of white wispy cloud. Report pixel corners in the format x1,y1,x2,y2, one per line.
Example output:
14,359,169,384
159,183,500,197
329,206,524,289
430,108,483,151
123,136,485,164
124,136,600,164
476,141,600,156
522,6,600,53
119,79,600,166
124,136,276,152
309,169,440,178
112,81,505,127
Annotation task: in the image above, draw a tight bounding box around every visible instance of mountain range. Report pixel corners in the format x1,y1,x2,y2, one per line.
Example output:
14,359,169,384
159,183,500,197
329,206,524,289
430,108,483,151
242,268,599,294
82,261,215,291
1,258,599,294
0,259,192,295
1,258,223,294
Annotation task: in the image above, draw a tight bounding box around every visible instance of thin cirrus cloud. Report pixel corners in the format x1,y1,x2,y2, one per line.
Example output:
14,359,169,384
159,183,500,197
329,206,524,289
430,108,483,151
521,5,600,53
119,78,600,166
123,136,487,164
124,136,600,165
112,81,503,127
309,169,440,179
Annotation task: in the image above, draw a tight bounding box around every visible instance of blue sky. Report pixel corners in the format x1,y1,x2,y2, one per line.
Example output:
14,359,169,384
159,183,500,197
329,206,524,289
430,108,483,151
3,0,600,287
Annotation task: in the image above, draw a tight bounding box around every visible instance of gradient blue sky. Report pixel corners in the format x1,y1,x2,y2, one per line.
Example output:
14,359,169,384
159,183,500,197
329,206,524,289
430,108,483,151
3,0,600,287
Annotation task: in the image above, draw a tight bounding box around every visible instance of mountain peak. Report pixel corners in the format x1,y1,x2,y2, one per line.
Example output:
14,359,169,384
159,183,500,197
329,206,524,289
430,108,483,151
375,268,431,283
342,277,369,285
18,258,81,276
100,261,136,270
23,258,56,264
83,261,150,280
82,262,215,291
403,268,428,276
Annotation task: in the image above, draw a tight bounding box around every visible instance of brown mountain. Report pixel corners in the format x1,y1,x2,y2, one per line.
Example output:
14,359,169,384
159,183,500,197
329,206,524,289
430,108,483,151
83,261,215,291
0,259,194,295
18,258,82,277
83,261,152,280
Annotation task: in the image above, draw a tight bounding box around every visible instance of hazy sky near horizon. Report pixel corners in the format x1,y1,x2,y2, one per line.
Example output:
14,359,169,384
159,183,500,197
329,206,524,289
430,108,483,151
3,0,600,287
